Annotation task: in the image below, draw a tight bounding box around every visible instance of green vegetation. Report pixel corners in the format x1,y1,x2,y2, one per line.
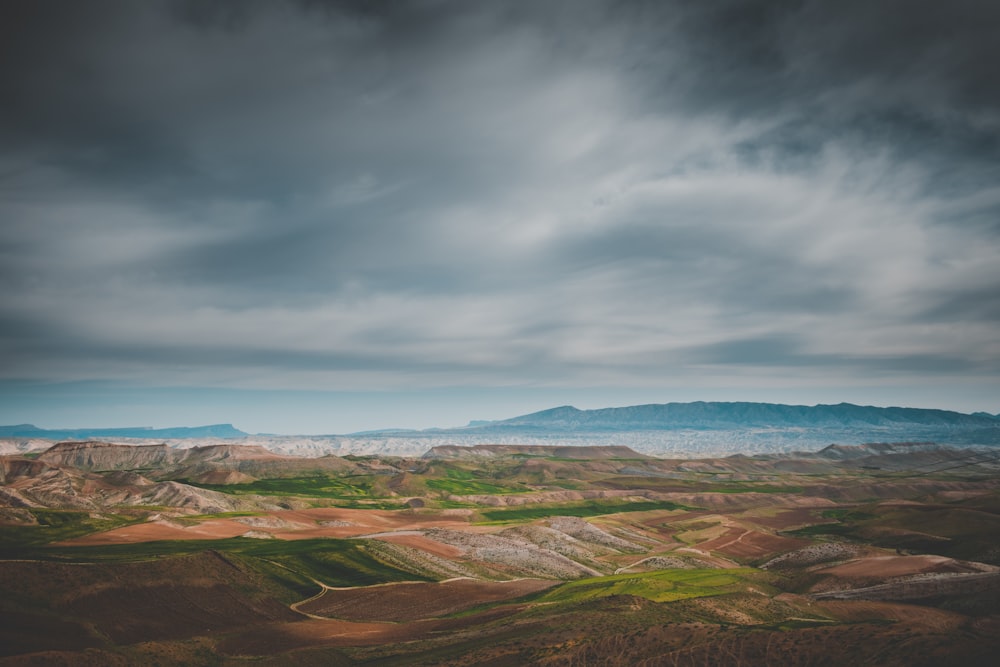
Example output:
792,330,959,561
182,474,404,508
479,499,689,522
184,474,376,497
0,509,140,554
540,568,769,604
426,477,527,496
182,466,527,505
425,478,518,494
2,445,998,666
420,464,530,496
541,479,587,490
19,537,432,589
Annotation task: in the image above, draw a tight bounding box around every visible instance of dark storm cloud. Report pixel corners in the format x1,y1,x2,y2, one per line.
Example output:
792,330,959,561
665,0,1000,126
1,0,998,399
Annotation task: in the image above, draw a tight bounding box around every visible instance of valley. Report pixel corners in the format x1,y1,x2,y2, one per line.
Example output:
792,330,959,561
1,438,999,665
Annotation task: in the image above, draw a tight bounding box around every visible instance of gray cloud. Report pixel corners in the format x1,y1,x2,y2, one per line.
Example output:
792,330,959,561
1,0,998,417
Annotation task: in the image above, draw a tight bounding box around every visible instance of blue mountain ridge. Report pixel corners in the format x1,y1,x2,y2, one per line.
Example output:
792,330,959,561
472,401,1000,432
4,403,998,440
0,423,248,440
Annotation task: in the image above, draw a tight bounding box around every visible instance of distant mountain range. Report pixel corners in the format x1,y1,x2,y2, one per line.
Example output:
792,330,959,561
464,402,1000,432
0,423,248,440
2,403,999,453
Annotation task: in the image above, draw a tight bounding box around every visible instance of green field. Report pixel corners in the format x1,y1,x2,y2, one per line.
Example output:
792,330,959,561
540,568,769,604
425,477,527,495
479,499,689,522
182,475,404,508
0,509,141,555
18,536,432,590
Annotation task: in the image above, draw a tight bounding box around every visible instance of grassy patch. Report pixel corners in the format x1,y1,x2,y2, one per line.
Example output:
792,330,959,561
0,509,140,554
542,479,587,490
16,537,433,588
421,466,531,496
183,474,376,498
540,568,765,604
479,499,689,522
182,475,405,508
429,499,479,509
425,478,527,495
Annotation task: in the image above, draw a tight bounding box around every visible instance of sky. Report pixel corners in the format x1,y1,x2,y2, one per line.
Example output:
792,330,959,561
1,0,999,434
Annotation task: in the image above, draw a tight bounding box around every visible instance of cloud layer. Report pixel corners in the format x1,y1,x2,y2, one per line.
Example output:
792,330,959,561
2,0,998,423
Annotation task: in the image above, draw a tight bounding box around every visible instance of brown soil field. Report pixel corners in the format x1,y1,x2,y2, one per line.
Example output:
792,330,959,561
284,507,473,532
817,554,986,579
59,518,251,544
668,547,743,568
814,598,969,631
217,605,523,656
936,490,994,501
695,527,810,559
59,507,473,546
739,507,835,530
662,492,838,511
299,578,557,622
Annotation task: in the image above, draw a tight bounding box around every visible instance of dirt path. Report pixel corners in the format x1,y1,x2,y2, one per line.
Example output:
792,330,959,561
288,578,334,620
708,528,750,552
295,577,558,623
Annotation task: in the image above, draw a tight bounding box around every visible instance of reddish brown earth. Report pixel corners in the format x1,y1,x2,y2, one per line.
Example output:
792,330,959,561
662,492,838,511
740,507,834,530
217,605,524,656
59,507,473,546
57,518,251,544
814,598,969,631
696,526,810,559
299,578,557,622
817,554,991,578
